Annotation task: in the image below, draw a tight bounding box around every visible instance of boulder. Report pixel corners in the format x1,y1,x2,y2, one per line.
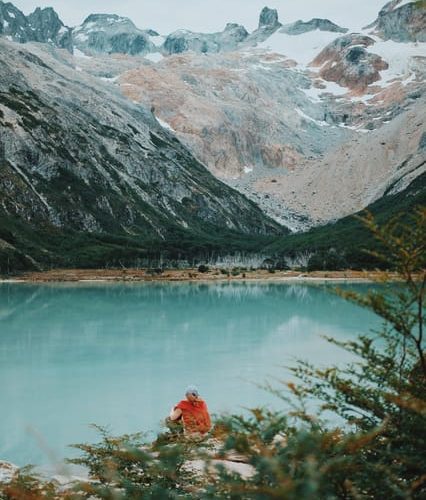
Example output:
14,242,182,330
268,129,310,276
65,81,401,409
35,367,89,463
0,461,18,484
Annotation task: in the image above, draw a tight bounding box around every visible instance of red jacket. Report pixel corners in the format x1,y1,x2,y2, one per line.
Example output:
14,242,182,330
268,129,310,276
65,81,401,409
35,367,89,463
175,399,211,434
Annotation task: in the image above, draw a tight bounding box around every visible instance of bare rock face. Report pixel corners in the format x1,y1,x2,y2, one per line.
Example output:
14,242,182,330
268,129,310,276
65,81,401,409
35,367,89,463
252,98,426,226
73,14,156,55
280,18,348,35
245,6,282,45
0,1,33,42
27,7,73,52
258,7,281,30
163,23,249,55
0,1,72,51
312,35,389,90
115,51,348,180
368,0,426,42
0,39,281,240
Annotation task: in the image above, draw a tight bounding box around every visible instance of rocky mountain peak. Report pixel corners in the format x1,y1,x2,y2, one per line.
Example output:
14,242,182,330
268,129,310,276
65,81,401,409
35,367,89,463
163,22,249,55
0,1,32,41
27,6,69,43
367,0,425,41
82,13,136,28
0,0,72,51
258,6,281,29
379,0,415,14
73,12,155,55
280,18,348,35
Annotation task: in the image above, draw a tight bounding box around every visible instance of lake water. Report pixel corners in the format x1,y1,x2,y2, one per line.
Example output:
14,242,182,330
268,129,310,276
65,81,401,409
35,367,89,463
0,281,381,468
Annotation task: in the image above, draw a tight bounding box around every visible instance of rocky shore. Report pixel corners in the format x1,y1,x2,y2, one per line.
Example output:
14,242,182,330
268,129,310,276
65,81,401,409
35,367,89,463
0,268,396,283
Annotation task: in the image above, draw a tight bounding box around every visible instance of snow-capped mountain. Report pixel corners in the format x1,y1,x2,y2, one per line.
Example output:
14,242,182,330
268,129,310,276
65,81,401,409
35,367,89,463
0,0,425,242
72,13,159,56
71,0,421,229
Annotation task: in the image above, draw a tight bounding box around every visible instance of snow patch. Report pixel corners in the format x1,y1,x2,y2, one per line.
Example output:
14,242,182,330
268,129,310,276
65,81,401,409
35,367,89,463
0,462,18,484
100,75,120,82
3,20,9,29
339,124,369,133
9,162,53,212
372,39,426,84
350,93,375,104
73,47,92,59
251,63,273,71
302,79,348,102
8,12,15,19
75,32,89,42
85,21,96,29
243,166,253,174
150,34,166,47
155,116,175,132
295,107,330,127
393,0,416,10
145,52,164,63
258,30,340,67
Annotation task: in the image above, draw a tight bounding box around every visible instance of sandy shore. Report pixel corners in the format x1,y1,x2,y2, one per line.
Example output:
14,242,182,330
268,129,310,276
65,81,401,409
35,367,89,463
0,269,399,283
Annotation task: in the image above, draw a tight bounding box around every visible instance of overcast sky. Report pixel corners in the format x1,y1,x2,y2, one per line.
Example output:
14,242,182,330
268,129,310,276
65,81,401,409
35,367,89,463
12,1,387,33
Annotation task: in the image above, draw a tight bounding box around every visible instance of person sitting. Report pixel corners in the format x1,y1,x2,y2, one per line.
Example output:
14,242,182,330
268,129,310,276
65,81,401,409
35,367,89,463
167,385,211,436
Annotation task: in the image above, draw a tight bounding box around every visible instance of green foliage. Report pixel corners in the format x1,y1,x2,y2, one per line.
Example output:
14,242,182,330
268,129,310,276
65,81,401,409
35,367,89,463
66,425,198,499
1,171,423,274
267,173,426,269
205,209,426,499
198,265,209,273
0,208,280,275
307,249,348,272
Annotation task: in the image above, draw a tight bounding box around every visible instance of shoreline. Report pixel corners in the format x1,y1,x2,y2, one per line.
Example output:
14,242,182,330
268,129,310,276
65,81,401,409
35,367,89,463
0,269,398,284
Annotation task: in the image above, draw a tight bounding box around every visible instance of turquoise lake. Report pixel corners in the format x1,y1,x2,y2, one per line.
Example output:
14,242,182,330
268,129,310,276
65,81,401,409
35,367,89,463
0,281,382,468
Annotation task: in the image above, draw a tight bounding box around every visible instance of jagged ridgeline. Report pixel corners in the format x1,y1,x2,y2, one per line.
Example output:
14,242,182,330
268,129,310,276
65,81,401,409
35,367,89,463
0,1,73,50
0,37,284,272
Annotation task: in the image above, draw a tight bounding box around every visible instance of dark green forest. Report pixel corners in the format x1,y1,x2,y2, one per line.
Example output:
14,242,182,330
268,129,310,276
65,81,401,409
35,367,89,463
0,172,424,274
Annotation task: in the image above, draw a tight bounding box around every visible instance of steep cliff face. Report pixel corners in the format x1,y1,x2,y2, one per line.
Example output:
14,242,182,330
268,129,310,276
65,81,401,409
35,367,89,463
368,0,426,42
27,7,73,52
0,1,72,51
0,39,281,252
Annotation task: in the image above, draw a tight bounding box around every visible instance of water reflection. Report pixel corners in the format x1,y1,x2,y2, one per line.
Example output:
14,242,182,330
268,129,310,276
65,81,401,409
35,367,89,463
0,282,381,467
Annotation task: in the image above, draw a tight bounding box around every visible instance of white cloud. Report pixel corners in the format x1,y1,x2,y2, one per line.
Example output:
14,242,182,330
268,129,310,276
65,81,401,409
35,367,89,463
11,0,386,33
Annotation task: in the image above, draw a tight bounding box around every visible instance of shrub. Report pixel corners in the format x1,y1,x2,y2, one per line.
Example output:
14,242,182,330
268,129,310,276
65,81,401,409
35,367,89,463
307,249,348,272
